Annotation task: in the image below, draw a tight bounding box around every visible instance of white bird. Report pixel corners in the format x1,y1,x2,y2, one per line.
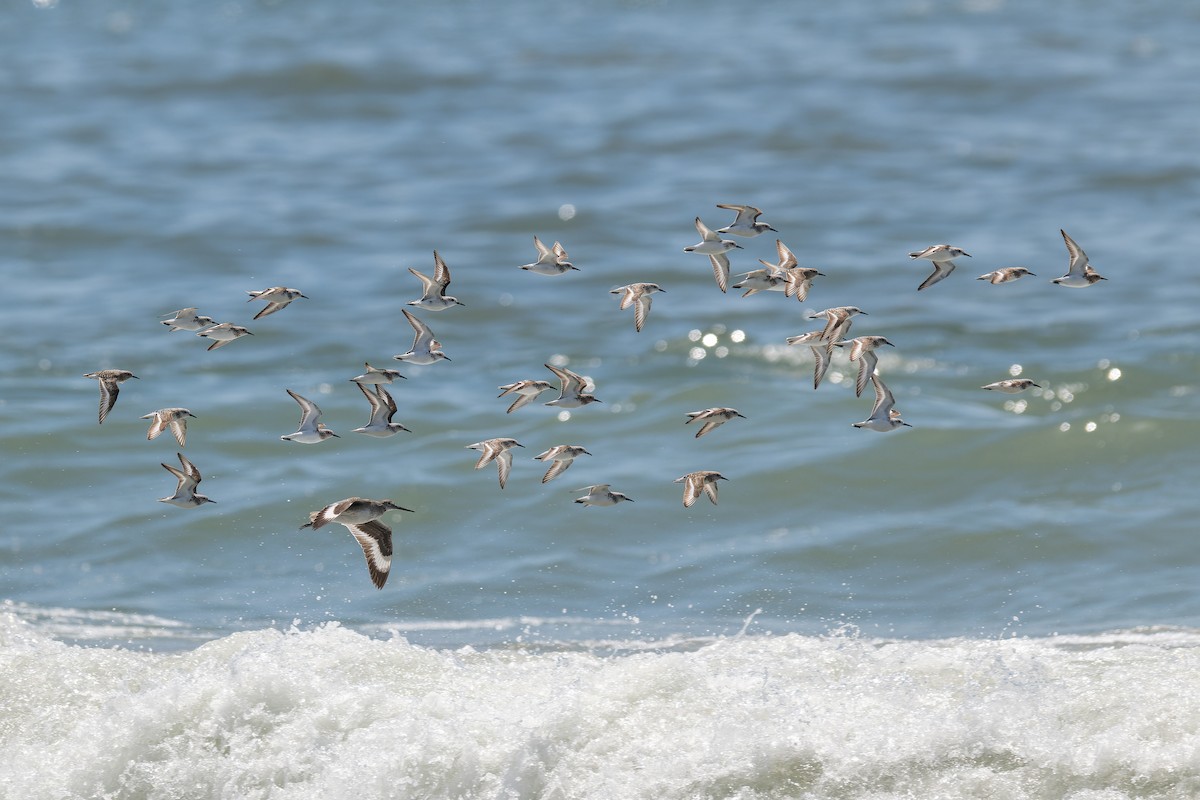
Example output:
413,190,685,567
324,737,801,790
141,407,196,447
520,236,578,276
1053,230,1106,287
981,378,1041,393
197,322,253,351
280,389,339,444
246,286,307,319
408,250,465,311
544,363,602,408
833,336,896,398
466,438,524,489
758,239,826,302
610,282,665,332
675,471,727,508
784,330,835,390
158,452,215,508
573,484,634,507
909,244,970,291
349,362,406,385
393,309,450,365
683,217,741,292
853,374,912,432
808,306,867,344
684,407,746,439
160,308,215,332
731,266,788,297
351,383,410,438
300,498,414,590
496,379,555,414
715,203,777,237
977,267,1036,285
533,444,592,483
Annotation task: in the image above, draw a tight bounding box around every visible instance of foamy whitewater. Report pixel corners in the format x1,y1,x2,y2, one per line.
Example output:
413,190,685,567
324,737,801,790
3,613,1200,799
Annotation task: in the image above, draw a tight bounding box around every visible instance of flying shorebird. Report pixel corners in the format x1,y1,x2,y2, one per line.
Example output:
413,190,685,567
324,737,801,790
683,217,742,293
280,389,339,444
763,239,826,302
466,438,524,489
407,250,465,311
246,286,307,319
834,336,896,398
300,497,414,590
784,330,836,390
532,444,592,483
573,484,634,507
1053,229,1107,287
715,203,777,237
349,362,406,385
977,267,1036,285
853,374,912,432
544,363,602,408
141,407,196,447
520,236,578,276
196,322,253,351
909,244,970,291
684,407,746,439
393,309,450,365
158,452,216,508
675,470,728,508
496,379,555,413
808,306,867,344
83,369,138,424
160,308,215,332
731,265,788,297
351,383,410,438
609,282,665,332
981,378,1041,393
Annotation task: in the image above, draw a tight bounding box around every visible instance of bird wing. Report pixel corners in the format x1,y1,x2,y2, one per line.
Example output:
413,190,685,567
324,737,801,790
287,389,322,429
344,520,393,589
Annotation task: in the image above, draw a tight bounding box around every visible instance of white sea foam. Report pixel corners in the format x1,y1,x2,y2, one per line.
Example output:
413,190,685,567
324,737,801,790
3,611,1200,799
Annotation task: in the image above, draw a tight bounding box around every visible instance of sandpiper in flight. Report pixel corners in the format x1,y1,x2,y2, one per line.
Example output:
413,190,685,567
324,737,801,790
83,369,139,424
300,497,414,589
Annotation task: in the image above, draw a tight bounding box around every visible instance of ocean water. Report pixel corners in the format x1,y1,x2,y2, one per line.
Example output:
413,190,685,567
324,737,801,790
3,1,1200,797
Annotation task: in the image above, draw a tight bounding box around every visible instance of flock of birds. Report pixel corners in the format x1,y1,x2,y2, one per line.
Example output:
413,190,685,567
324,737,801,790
82,205,1107,588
